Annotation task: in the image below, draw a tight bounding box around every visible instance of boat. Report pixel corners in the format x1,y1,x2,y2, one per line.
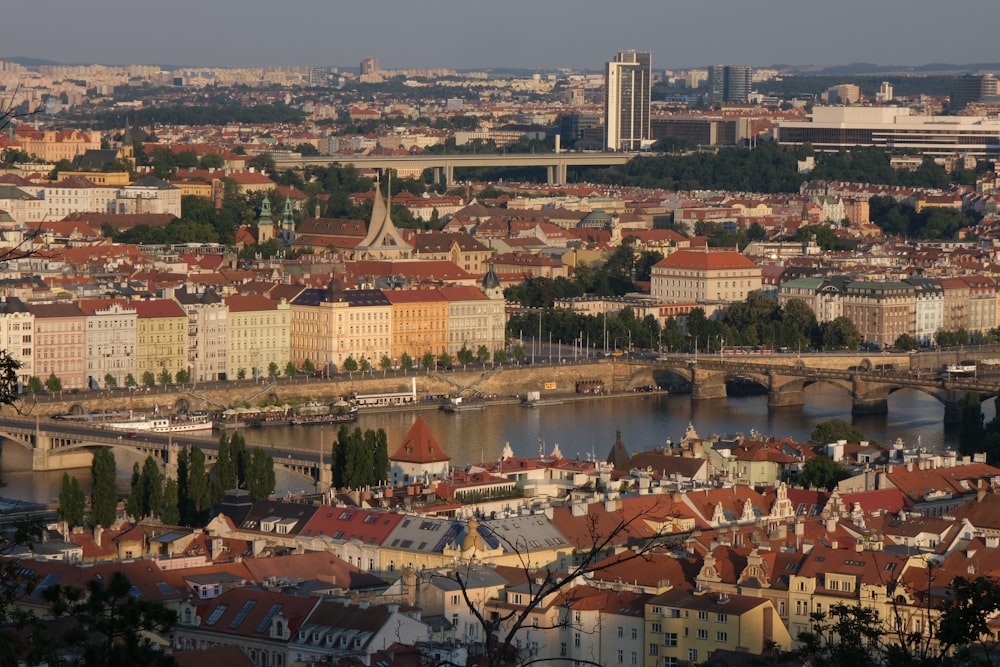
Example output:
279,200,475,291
104,412,213,433
520,391,565,407
945,362,977,375
440,397,485,413
290,406,359,425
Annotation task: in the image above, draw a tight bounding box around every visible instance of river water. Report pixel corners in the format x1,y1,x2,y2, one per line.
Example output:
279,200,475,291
2,385,992,505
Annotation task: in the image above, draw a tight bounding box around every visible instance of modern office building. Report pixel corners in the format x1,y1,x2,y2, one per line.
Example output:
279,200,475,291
950,74,999,113
360,57,379,75
605,50,652,151
707,65,751,104
776,106,1000,157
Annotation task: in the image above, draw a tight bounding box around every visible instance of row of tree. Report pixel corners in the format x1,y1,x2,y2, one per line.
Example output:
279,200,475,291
332,426,389,489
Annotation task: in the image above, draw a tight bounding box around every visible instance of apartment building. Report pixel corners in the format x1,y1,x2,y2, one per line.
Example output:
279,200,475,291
224,295,290,380
78,299,137,389
28,302,86,390
133,299,188,384
650,249,762,316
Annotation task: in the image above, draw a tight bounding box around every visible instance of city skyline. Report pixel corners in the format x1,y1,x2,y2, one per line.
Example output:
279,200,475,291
3,0,999,71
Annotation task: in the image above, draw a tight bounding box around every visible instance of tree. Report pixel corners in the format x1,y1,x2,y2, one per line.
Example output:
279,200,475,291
162,477,180,525
213,434,238,503
141,456,163,519
90,448,118,528
124,373,137,387
795,454,850,491
959,391,985,457
342,355,359,376
103,373,117,389
284,361,298,377
493,349,508,365
379,355,393,376
893,332,918,351
438,351,452,369
26,375,43,394
126,462,142,519
157,367,172,385
236,368,246,380
435,500,682,667
810,418,865,444
477,345,491,365
175,369,190,384
57,473,85,529
267,361,280,378
457,345,475,368
359,356,371,373
421,351,435,372
822,316,860,350
301,358,316,373
141,371,156,386
399,352,414,371
246,447,276,502
45,372,62,394
512,345,526,363
187,445,211,525
46,571,178,666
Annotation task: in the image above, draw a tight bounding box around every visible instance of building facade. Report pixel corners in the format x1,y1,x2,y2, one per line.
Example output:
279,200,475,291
605,51,651,152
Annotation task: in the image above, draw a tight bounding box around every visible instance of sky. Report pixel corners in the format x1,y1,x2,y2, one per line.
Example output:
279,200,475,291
5,0,999,71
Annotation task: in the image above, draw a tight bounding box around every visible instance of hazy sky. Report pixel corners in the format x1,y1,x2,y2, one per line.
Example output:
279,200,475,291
5,0,998,71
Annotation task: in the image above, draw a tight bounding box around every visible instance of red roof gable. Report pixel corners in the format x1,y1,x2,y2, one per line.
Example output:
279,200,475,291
389,416,451,463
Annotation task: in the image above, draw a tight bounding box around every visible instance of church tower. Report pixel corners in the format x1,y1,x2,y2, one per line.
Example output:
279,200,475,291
352,172,413,260
257,195,275,243
280,195,295,246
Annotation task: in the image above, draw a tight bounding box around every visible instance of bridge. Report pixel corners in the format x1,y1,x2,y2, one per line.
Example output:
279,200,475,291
644,351,1000,424
272,152,633,185
0,416,331,488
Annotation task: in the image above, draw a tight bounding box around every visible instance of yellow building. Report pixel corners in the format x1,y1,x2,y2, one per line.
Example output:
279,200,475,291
650,248,762,316
289,286,392,373
133,299,188,383
224,295,290,380
644,588,791,666
383,288,449,366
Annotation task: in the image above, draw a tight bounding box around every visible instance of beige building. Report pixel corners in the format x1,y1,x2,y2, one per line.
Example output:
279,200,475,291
134,299,188,384
173,286,228,382
224,295,290,380
28,302,87,390
841,281,916,348
0,297,34,386
439,282,506,360
650,248,762,314
113,176,182,217
79,299,137,389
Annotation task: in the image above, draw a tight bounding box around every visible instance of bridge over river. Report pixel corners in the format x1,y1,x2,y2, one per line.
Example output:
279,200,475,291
0,416,329,486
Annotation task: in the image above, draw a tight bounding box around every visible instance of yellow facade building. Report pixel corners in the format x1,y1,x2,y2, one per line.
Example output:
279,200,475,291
224,295,290,380
383,288,449,366
133,300,188,383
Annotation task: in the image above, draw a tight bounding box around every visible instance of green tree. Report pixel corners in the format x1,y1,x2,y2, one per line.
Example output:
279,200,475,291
372,428,389,484
157,367,172,385
821,316,860,350
893,332,918,351
246,447,275,502
959,391,984,457
421,351,435,372
477,345,491,365
359,357,371,373
140,456,163,519
438,351,452,369
90,448,118,528
103,373,117,389
456,344,475,368
493,349,508,364
512,345,526,363
236,368,246,380
57,473,85,528
213,434,239,503
301,358,316,373
399,352,413,371
810,418,865,444
126,462,142,519
796,455,850,491
124,373,137,387
26,375,43,394
267,361,280,378
342,355,359,375
284,361,298,377
45,372,62,393
187,445,211,525
162,477,180,525
141,371,155,386
379,355,393,376
175,369,190,383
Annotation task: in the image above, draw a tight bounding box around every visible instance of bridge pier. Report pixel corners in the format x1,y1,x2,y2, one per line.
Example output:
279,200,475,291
690,367,727,400
852,397,888,416
943,400,964,426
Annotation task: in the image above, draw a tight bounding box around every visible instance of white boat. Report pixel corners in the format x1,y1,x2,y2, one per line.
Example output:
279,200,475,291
945,363,977,375
104,412,213,433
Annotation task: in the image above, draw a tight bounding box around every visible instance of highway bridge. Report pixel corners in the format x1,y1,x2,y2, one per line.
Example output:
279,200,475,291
0,416,329,486
272,152,633,185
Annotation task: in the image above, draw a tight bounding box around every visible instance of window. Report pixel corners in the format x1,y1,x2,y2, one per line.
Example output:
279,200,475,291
651,622,662,633
697,629,708,640
717,612,727,623
663,633,678,647
574,633,581,648
631,627,638,640
560,643,567,657
618,626,624,638
698,611,708,621
717,631,728,642
663,658,678,667
649,643,659,656
688,649,698,662
617,649,623,664
631,651,638,665
779,601,786,616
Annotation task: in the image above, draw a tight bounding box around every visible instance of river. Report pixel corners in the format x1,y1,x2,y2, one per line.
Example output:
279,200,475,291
1,385,993,506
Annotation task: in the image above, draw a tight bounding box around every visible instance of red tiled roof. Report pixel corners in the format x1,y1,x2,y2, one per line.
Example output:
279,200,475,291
133,299,186,318
389,416,451,463
654,248,758,271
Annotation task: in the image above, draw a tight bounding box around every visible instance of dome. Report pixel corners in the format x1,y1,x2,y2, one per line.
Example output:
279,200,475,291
578,208,613,229
482,263,501,290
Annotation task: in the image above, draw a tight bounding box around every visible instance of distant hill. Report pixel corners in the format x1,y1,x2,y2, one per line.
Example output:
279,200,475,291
1,56,62,68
